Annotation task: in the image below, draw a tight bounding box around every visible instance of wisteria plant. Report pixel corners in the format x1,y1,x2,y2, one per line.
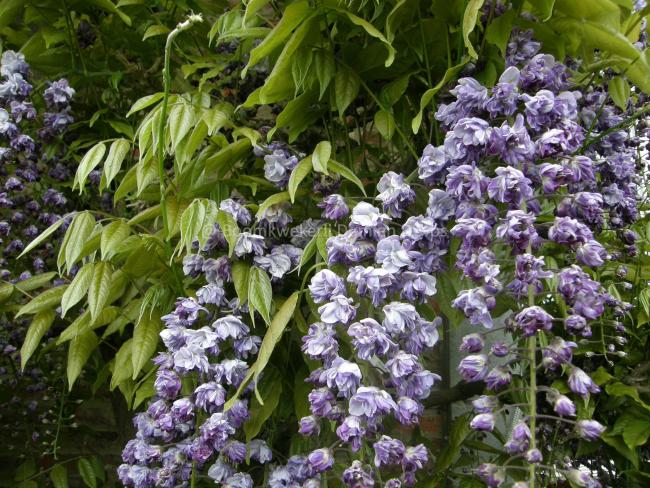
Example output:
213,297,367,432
2,0,650,487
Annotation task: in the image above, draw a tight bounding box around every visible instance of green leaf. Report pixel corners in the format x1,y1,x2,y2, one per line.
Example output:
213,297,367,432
462,0,485,59
132,314,161,379
178,199,219,254
16,285,67,317
314,50,335,99
61,263,94,317
67,332,98,390
15,272,57,293
335,66,360,116
216,210,240,258
75,142,106,192
18,217,64,258
244,0,272,23
225,292,299,409
88,0,131,26
76,458,97,488
374,109,395,140
298,233,318,271
136,154,157,194
20,310,56,370
485,9,515,55
312,141,331,174
606,382,650,411
244,0,312,74
335,9,396,67
0,0,24,29
256,192,291,220
126,93,163,117
288,157,312,203
169,100,196,151
58,308,118,344
412,61,467,133
100,220,131,260
101,139,131,190
111,339,134,390
316,224,333,260
49,464,68,488
232,261,251,305
87,262,113,321
248,266,273,324
621,416,650,448
379,73,411,106
143,24,170,40
609,76,630,111
244,370,283,441
59,212,96,272
534,0,556,20
328,160,367,196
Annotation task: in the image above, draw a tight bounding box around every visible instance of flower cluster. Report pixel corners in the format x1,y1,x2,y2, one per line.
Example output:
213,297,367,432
119,189,307,487
266,174,446,484
0,50,76,281
417,31,638,487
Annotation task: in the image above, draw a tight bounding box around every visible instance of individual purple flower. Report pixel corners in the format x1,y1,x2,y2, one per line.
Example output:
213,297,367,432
154,369,182,400
233,232,266,257
43,79,75,108
487,166,533,207
322,357,362,396
220,198,252,225
263,148,298,188
470,413,495,431
451,77,488,110
495,210,540,254
542,337,576,370
402,444,428,474
375,236,412,273
526,448,543,463
426,189,456,222
452,287,495,328
548,216,593,246
458,354,488,382
194,382,226,413
488,114,535,165
1,50,29,77
566,469,602,488
347,265,396,306
444,117,491,162
395,396,423,425
348,386,397,418
505,422,531,454
451,218,492,248
400,271,437,302
348,318,395,360
576,420,606,441
254,251,292,279
302,322,338,359
318,194,349,220
349,202,390,240
342,461,374,488
418,144,448,184
446,164,489,202
213,315,249,341
382,302,421,334
576,240,609,267
308,387,336,417
506,28,540,66
485,66,520,116
376,171,416,217
307,448,334,474
551,393,576,417
472,395,498,413
299,415,321,436
459,333,484,353
568,368,601,397
514,306,553,336
318,294,357,324
373,435,405,467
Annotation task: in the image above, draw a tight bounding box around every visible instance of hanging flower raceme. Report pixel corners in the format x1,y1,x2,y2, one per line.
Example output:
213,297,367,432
412,28,639,487
266,161,448,485
118,187,308,488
